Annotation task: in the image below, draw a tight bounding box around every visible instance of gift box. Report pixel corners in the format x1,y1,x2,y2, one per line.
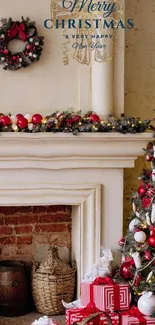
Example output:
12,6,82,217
80,276,130,312
66,303,119,325
119,306,155,325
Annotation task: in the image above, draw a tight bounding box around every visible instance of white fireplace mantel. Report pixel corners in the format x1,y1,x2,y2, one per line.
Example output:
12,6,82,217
0,132,153,296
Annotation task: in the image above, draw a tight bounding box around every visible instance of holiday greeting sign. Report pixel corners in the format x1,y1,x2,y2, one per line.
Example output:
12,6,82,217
44,0,134,65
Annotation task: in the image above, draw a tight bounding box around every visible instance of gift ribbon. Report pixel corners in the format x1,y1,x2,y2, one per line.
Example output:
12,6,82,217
90,276,120,311
120,306,146,325
8,22,27,41
71,303,112,325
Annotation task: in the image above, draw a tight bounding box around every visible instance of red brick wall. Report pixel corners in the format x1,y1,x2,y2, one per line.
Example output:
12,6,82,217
0,206,71,263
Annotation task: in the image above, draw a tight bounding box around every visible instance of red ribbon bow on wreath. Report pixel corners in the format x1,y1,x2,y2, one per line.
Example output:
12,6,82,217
8,22,27,41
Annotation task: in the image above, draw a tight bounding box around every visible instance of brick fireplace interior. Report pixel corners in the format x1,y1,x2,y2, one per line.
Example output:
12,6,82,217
0,205,72,325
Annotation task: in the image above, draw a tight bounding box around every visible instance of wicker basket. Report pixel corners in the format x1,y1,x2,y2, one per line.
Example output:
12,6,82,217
31,246,76,315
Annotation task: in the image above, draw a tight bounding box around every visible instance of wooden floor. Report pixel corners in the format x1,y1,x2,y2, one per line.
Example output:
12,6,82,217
0,312,66,325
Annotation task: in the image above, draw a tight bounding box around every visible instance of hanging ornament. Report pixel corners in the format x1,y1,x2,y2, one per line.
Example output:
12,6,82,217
147,186,155,198
148,235,155,248
132,202,136,213
120,260,135,280
32,114,43,124
146,271,154,283
146,212,151,226
17,117,28,129
132,252,141,269
138,186,146,196
134,230,146,243
138,292,155,316
118,237,125,247
144,251,152,261
142,197,152,208
129,218,141,232
134,274,141,287
0,115,11,126
151,204,155,224
89,114,100,123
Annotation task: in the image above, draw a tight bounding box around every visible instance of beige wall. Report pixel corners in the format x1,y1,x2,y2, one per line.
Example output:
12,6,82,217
124,0,155,232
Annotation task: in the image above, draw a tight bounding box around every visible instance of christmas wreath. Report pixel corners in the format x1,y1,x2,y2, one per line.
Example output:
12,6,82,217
0,17,44,70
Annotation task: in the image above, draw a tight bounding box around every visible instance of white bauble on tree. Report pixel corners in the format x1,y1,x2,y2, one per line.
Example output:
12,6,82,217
134,231,146,243
138,292,155,316
129,218,141,232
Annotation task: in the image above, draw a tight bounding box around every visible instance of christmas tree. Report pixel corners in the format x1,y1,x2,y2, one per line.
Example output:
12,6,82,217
118,141,155,304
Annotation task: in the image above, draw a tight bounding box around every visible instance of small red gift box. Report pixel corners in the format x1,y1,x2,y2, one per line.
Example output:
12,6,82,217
80,276,130,312
66,303,119,325
119,306,155,324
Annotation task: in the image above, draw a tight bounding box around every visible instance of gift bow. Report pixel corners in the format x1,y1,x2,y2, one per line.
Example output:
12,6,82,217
72,303,112,325
122,306,146,325
93,276,115,286
9,22,27,41
90,276,120,311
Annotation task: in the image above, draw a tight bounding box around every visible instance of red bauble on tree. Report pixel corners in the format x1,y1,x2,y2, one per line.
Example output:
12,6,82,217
142,197,152,208
32,114,43,124
148,235,155,248
120,260,135,280
0,115,11,126
17,117,28,129
138,186,146,196
118,237,125,247
89,114,100,123
144,251,152,261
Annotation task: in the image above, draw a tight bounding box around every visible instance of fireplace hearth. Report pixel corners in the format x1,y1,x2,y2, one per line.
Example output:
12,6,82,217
0,132,153,298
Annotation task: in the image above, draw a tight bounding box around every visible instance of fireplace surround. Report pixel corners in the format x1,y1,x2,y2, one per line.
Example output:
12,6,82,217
0,132,153,297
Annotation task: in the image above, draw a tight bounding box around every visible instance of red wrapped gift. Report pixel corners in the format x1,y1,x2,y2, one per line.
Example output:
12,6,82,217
66,302,119,325
120,306,155,325
80,276,130,312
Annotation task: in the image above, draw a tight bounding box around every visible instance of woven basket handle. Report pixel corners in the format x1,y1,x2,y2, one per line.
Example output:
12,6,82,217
74,311,112,325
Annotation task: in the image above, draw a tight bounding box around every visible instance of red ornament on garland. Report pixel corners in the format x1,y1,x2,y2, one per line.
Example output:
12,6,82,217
17,117,28,129
72,115,81,123
0,115,11,126
16,114,24,119
89,114,100,123
138,186,146,197
148,235,155,248
120,260,135,280
32,114,43,124
142,197,152,208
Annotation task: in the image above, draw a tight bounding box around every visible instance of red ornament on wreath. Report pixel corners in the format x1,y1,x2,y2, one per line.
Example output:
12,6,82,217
17,117,28,129
0,17,44,71
120,260,135,280
89,114,100,123
32,114,43,124
0,115,11,126
146,155,154,162
138,186,146,197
